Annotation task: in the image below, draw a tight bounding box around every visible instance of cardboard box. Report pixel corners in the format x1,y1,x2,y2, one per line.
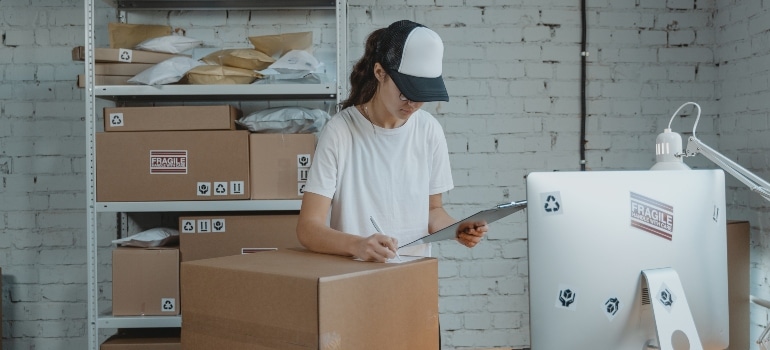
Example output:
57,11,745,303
96,130,250,201
95,63,155,76
181,249,439,350
249,133,315,199
727,220,750,350
112,247,180,316
178,213,301,261
104,105,240,132
108,22,172,49
72,46,183,63
77,74,132,87
101,328,181,350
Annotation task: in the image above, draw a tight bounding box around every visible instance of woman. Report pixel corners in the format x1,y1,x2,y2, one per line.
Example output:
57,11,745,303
297,20,487,262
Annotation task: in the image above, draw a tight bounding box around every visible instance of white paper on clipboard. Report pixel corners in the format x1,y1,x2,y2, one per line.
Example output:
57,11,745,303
399,200,528,248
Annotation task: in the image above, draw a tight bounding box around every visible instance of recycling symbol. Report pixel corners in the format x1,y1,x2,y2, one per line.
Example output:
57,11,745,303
215,183,227,194
161,298,175,312
111,115,122,126
183,221,194,232
544,195,560,212
120,51,131,61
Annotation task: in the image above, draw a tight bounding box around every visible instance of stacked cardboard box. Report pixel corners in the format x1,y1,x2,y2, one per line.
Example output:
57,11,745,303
103,105,239,132
96,130,251,201
95,105,251,202
727,220,750,350
95,105,317,201
73,46,186,87
112,247,180,316
178,213,301,261
249,133,315,199
97,104,326,348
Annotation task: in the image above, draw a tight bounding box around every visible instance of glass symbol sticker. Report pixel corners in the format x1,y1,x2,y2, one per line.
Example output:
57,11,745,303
602,296,621,321
657,283,676,312
555,284,578,311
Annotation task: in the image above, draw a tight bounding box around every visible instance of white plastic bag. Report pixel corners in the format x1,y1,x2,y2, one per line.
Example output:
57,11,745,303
135,34,203,54
267,50,321,74
128,56,205,85
112,227,179,248
236,107,331,133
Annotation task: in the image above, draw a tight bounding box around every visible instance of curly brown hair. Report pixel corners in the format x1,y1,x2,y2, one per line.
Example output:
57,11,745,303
340,28,386,109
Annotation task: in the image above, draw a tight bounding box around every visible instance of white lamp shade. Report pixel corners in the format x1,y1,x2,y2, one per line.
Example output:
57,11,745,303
651,128,691,170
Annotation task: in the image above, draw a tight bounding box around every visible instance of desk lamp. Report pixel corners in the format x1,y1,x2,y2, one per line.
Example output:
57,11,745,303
651,102,770,203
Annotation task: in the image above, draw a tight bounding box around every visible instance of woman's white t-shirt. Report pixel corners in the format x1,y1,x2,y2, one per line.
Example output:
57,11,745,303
303,106,454,257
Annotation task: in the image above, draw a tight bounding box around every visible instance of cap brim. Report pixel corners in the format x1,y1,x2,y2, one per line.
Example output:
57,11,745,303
388,70,449,102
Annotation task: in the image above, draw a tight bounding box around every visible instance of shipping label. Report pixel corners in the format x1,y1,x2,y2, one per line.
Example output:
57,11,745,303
630,192,674,240
150,150,188,174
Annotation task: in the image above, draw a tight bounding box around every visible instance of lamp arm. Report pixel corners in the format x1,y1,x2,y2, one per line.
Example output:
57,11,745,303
684,136,770,202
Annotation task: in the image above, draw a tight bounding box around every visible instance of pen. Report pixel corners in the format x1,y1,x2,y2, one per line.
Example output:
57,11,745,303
369,216,402,261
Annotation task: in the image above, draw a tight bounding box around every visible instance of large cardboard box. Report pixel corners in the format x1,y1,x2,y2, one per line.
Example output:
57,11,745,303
100,328,181,350
178,213,300,261
249,133,315,199
727,220,750,350
112,247,180,316
104,105,240,132
181,249,439,350
96,130,250,201
72,46,182,63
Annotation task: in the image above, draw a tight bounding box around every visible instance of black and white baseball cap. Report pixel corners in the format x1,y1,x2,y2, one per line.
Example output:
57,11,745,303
377,20,449,102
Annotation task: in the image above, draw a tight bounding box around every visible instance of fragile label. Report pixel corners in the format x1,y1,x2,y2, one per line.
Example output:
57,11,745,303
601,295,621,322
297,154,311,168
150,150,187,174
180,219,195,233
230,181,245,195
214,182,228,195
555,284,578,311
630,192,674,240
181,219,225,233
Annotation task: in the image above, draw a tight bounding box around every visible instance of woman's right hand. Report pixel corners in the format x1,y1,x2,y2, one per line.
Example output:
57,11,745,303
353,233,398,262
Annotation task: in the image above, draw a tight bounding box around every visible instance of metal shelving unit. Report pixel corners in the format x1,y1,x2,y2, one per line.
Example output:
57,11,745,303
95,200,302,212
83,0,347,348
94,83,337,102
98,314,182,328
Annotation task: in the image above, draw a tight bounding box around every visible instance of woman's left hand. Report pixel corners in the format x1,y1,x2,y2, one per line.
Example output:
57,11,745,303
456,222,488,248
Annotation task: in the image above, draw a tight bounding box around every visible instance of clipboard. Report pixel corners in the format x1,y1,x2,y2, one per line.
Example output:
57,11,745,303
399,200,528,248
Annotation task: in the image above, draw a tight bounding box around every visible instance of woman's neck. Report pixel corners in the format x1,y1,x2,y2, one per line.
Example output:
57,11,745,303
362,97,406,129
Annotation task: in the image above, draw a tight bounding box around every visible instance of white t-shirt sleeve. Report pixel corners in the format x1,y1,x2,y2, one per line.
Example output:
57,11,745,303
303,115,347,199
428,117,454,195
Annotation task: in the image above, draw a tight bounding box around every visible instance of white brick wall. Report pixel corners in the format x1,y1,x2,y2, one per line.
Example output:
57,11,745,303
0,0,768,349
714,0,770,347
